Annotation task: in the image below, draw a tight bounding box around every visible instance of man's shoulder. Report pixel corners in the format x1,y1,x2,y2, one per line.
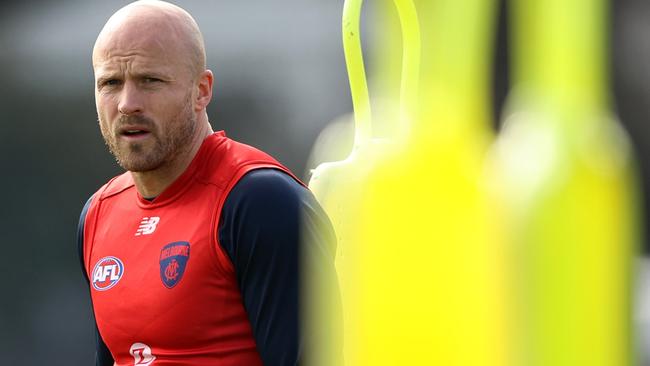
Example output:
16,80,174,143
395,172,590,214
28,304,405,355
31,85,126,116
203,132,279,171
230,169,308,205
91,171,135,202
198,132,303,188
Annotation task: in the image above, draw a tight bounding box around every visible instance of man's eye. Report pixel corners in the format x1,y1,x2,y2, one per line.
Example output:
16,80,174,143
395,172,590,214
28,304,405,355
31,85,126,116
144,77,162,83
100,79,121,88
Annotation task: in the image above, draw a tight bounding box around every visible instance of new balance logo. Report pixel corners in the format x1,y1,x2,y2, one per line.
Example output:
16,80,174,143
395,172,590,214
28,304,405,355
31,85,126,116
135,217,160,236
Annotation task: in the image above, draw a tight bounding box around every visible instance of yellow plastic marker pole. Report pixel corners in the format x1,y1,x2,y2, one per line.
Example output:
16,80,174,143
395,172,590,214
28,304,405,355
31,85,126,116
413,0,497,146
355,0,508,365
307,1,420,365
484,0,641,364
342,0,372,148
366,0,402,139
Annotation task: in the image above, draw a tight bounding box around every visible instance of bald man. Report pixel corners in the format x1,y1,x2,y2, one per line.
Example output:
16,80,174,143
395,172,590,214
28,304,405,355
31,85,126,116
77,1,340,365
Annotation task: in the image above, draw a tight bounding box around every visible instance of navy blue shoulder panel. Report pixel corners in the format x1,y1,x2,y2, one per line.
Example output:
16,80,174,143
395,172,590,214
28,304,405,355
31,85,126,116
77,196,93,282
219,168,341,366
77,196,115,366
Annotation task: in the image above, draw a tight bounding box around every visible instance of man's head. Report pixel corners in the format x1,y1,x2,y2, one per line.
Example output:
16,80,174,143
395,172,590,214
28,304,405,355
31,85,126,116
93,0,213,172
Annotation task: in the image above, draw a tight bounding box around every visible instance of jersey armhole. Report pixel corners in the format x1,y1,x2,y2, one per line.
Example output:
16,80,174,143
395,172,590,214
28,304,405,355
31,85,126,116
210,193,235,277
209,163,297,276
78,196,94,282
209,167,247,277
83,181,113,277
82,197,98,278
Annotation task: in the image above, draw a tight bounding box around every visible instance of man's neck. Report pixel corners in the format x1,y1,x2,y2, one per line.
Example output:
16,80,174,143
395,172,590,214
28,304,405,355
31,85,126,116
131,121,213,199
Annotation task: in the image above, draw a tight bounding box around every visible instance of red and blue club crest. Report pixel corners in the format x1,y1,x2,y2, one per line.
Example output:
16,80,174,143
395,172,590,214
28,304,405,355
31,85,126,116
92,256,124,291
159,241,190,288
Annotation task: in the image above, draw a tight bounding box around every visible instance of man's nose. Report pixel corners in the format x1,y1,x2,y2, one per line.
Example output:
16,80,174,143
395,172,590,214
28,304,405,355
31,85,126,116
118,81,143,115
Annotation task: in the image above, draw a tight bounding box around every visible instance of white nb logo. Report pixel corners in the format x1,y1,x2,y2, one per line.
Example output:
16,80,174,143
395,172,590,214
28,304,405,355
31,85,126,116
135,217,160,236
130,342,155,365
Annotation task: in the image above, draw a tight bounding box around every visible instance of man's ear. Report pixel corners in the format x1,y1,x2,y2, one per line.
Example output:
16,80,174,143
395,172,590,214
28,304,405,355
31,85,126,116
195,69,213,111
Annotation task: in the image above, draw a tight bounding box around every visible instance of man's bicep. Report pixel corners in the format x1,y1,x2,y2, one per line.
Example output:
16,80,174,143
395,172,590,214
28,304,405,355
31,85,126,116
94,323,114,366
219,168,342,366
219,169,303,365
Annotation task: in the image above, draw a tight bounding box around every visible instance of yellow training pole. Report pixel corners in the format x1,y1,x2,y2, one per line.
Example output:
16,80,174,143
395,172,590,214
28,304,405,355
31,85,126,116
307,0,420,365
354,0,508,364
484,0,641,364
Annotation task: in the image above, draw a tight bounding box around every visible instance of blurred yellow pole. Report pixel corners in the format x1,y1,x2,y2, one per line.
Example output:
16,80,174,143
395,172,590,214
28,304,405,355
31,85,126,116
367,0,402,139
342,0,372,147
414,0,496,145
308,1,420,365
512,0,606,110
484,0,642,364
354,0,508,365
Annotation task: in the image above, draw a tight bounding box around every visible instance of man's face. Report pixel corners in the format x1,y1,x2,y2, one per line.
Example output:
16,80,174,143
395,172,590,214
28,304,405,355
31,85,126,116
93,28,197,172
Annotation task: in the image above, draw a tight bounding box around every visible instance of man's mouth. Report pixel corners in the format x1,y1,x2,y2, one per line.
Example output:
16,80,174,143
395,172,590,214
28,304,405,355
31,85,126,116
122,129,149,137
119,127,152,140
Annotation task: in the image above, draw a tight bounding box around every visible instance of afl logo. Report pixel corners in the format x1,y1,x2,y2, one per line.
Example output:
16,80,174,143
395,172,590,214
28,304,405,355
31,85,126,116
92,256,124,291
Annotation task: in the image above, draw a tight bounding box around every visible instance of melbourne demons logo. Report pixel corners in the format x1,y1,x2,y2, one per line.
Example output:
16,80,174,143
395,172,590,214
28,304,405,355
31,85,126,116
92,256,124,291
159,241,190,288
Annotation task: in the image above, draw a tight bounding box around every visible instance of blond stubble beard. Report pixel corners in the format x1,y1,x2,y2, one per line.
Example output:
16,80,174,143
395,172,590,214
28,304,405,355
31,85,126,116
99,95,197,172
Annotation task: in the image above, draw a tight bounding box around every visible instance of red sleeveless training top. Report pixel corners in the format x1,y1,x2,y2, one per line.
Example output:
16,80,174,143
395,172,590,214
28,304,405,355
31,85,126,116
82,131,302,365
